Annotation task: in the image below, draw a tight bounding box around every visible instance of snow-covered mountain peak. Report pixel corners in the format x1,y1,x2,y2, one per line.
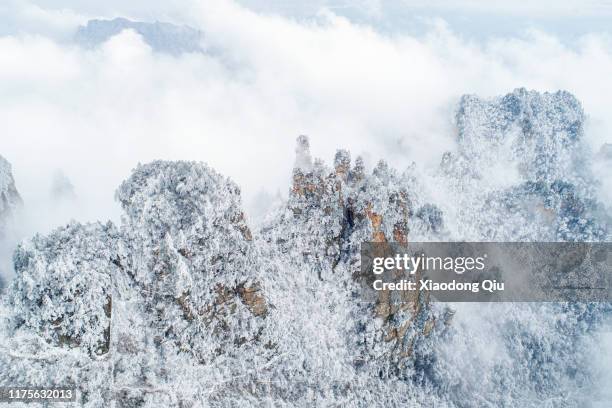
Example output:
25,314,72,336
0,90,609,406
75,17,204,55
455,88,586,184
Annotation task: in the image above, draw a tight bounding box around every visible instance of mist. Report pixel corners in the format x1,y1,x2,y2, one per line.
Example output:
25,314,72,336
0,2,611,406
0,0,611,251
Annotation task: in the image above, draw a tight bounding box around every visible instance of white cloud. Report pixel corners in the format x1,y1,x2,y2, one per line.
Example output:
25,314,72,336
401,0,612,17
0,0,611,239
0,0,86,39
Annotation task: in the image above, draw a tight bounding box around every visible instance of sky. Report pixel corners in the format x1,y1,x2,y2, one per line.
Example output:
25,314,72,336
0,0,611,240
5,0,612,39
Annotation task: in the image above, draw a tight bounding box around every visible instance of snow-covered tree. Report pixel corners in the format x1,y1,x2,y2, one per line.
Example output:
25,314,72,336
0,90,609,407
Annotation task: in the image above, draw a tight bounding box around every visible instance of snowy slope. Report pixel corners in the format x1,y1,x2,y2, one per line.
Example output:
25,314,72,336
0,90,609,407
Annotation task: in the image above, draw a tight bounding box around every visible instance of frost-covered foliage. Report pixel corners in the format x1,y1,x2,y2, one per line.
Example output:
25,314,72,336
440,88,608,241
9,222,118,356
0,223,117,406
112,161,272,405
455,89,585,183
252,136,451,405
0,160,274,406
426,89,611,407
0,90,610,407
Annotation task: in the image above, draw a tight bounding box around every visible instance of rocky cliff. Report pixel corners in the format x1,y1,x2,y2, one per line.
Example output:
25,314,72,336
0,90,609,407
75,18,204,55
0,155,22,239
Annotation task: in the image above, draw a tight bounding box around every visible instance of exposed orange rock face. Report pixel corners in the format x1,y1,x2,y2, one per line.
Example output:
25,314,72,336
208,282,268,318
237,284,268,317
393,225,408,245
285,136,436,366
366,204,387,243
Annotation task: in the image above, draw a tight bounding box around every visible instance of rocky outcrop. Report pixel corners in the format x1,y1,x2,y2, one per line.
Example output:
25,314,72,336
75,18,203,55
263,136,443,381
2,161,273,406
440,88,608,241
455,88,585,183
50,170,76,201
0,155,22,238
0,90,609,407
112,161,271,404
